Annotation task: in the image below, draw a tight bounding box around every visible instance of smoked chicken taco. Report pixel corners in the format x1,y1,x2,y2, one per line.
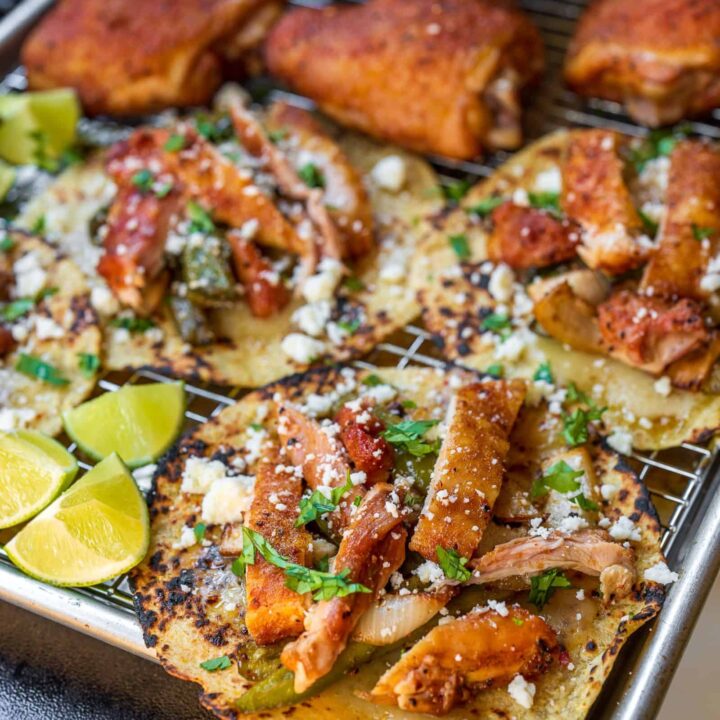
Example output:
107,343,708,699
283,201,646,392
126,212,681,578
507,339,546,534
132,364,671,719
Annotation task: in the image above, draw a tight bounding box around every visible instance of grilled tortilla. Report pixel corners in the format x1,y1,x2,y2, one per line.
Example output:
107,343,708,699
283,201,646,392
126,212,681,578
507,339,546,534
411,129,720,450
131,364,667,720
20,107,440,387
0,231,101,436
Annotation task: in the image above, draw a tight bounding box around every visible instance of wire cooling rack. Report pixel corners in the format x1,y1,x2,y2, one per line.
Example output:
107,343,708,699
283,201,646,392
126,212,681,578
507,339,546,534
1,1,720,719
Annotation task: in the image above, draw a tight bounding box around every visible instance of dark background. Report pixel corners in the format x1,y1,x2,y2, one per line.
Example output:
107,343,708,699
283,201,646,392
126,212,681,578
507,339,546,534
0,602,212,719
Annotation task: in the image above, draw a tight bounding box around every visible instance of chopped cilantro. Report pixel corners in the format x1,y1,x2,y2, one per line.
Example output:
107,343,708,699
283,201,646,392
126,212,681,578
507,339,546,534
436,546,471,582
0,235,14,252
442,179,471,203
194,114,233,143
532,361,554,384
298,163,325,189
199,655,232,672
30,130,60,173
249,422,264,432
529,568,571,609
449,233,471,260
638,210,659,237
512,616,525,626
154,181,173,198
401,399,417,409
315,556,330,572
15,353,69,386
528,191,562,217
343,276,365,292
241,527,371,601
164,134,186,152
110,315,156,333
194,522,207,542
561,383,606,446
131,169,154,193
268,129,287,143
186,201,215,234
337,318,361,335
78,352,100,378
295,474,353,527
466,196,504,218
31,215,46,235
362,374,383,387
353,495,363,507
627,125,691,172
485,363,504,378
382,419,440,457
0,298,34,322
692,224,715,242
531,460,598,511
481,312,511,332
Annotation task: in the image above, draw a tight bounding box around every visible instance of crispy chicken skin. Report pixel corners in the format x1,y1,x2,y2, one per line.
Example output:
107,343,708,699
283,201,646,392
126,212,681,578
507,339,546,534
264,0,544,158
281,484,406,692
410,381,525,563
641,140,720,301
22,0,283,116
370,607,558,714
245,450,310,645
562,130,649,274
488,202,579,269
565,0,720,127
597,290,710,375
471,529,637,600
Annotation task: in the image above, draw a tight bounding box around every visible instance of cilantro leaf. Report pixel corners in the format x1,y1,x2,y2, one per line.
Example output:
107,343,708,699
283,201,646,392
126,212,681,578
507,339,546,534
187,201,215,234
627,125,691,172
485,363,504,378
0,298,34,322
298,163,325,189
436,546,471,582
337,318,361,335
638,210,659,237
531,460,597,511
481,312,511,332
466,196,504,218
194,522,207,542
164,134,186,152
77,352,100,378
0,235,14,252
110,315,156,333
382,419,440,457
529,568,571,609
32,215,46,235
532,362,554,384
449,233,471,260
268,129,287,143
692,224,715,242
241,527,370,601
344,276,365,292
528,191,562,217
443,179,471,203
362,374,383,387
15,353,69,386
199,655,232,672
561,383,606,447
131,169,154,193
296,474,354,527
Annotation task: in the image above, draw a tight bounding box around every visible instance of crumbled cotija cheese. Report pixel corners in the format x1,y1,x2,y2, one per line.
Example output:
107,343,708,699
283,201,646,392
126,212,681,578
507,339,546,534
201,475,254,525
643,561,679,585
507,675,536,709
371,155,406,192
281,333,327,364
180,457,229,494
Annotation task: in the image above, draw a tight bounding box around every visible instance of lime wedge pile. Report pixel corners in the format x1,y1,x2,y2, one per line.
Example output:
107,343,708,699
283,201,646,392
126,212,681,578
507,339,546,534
5,453,149,586
63,382,186,468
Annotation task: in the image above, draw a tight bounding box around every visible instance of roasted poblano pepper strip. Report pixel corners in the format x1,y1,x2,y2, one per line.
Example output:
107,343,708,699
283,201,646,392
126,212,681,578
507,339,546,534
236,640,285,682
235,642,376,713
168,295,214,345
181,237,235,306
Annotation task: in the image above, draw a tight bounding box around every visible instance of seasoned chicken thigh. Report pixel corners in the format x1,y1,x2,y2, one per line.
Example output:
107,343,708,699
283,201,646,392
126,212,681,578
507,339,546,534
22,0,283,115
265,0,544,158
565,0,720,126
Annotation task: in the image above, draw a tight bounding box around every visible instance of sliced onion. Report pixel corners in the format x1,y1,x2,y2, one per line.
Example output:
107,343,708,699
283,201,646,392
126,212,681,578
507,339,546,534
352,591,451,646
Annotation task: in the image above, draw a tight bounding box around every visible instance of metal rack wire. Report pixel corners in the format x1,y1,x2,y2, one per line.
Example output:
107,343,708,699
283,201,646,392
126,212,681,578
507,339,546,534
0,0,719,718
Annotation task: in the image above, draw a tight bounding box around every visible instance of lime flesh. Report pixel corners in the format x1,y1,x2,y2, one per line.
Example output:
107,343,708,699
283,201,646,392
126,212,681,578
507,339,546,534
0,89,80,165
5,453,149,586
62,382,185,468
0,430,78,528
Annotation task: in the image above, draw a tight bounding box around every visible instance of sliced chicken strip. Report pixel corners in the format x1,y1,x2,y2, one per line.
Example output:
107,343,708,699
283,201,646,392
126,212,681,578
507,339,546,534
562,130,649,274
281,483,406,692
410,380,525,562
244,449,311,645
370,606,558,714
470,529,636,600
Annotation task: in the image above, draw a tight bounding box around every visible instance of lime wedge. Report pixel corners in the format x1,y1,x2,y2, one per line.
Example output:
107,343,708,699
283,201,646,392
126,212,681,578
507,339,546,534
62,382,185,468
5,453,149,586
0,430,78,529
0,89,80,165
